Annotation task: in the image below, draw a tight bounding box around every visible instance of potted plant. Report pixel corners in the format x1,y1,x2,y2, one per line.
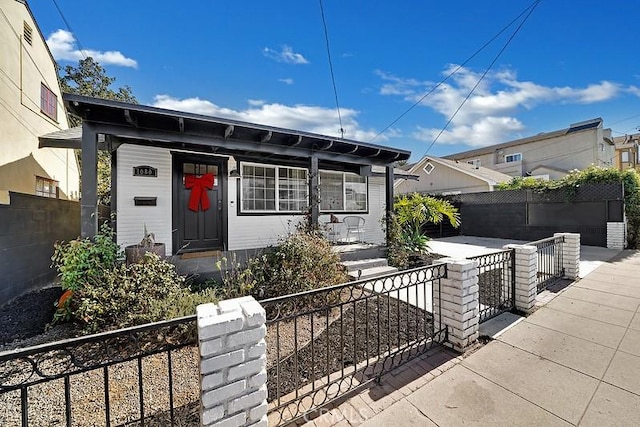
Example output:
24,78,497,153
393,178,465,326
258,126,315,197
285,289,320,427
125,225,166,264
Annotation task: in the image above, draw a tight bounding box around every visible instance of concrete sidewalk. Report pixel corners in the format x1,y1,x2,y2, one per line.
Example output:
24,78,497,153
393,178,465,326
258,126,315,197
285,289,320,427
305,250,640,427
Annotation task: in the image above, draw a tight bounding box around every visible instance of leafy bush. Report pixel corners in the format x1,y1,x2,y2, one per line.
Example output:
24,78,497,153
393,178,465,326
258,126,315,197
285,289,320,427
387,193,461,265
247,231,348,300
496,166,640,248
73,253,216,334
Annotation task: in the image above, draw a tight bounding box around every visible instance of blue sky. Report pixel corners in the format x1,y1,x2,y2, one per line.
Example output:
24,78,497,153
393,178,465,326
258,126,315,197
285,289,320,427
30,0,640,161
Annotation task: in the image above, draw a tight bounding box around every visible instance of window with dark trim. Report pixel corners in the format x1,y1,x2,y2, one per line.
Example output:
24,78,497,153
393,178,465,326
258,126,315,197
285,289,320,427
320,171,367,212
505,153,522,163
241,163,308,212
35,176,58,198
40,83,57,121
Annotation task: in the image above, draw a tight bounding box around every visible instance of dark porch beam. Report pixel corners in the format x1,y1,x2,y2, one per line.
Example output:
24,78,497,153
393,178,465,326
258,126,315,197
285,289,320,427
90,123,394,166
309,156,319,227
224,125,234,139
385,165,395,247
260,131,272,143
81,123,98,238
291,135,303,146
124,109,137,127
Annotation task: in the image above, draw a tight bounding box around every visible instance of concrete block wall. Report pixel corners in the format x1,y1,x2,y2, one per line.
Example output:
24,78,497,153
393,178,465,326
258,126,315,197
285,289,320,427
197,296,268,427
433,259,479,352
556,232,580,280
607,222,626,250
504,244,537,313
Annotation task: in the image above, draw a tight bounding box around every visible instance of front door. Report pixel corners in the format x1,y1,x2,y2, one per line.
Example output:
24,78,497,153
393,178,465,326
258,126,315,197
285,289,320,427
174,156,224,253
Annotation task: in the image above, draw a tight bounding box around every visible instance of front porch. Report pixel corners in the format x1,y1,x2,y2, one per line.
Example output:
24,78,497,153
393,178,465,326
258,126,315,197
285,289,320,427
169,242,389,283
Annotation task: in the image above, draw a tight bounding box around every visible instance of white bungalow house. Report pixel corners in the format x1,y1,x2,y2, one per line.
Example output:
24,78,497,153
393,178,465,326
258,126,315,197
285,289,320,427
395,155,512,195
40,95,412,255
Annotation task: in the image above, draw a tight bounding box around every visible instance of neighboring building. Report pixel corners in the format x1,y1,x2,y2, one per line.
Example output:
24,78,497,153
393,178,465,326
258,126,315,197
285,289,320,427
0,0,79,199
443,118,615,181
613,133,640,171
395,155,511,195
40,95,411,254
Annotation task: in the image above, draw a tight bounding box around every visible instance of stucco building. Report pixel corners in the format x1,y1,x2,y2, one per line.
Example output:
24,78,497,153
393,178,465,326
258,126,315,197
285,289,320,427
0,0,79,199
443,118,614,181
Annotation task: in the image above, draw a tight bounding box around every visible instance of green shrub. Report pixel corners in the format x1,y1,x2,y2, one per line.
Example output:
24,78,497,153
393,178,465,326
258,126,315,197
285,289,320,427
383,213,409,269
73,253,215,333
247,231,348,300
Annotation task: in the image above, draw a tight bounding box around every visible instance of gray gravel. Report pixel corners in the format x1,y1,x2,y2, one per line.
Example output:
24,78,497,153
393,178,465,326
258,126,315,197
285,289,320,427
0,345,200,426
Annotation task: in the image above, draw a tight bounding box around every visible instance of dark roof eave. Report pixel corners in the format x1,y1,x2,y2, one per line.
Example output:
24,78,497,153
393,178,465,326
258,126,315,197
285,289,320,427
61,94,411,165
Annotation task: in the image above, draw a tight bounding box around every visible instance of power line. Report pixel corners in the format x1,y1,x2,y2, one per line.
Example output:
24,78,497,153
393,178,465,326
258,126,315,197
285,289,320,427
369,0,542,144
51,0,87,60
318,0,344,138
420,0,541,158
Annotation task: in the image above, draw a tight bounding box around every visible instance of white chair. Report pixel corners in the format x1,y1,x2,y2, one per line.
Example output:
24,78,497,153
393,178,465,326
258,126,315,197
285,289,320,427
343,216,365,243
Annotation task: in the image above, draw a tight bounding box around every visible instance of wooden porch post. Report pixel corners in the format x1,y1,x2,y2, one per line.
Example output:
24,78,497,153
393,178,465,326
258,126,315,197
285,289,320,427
385,165,394,246
81,122,98,238
309,156,319,227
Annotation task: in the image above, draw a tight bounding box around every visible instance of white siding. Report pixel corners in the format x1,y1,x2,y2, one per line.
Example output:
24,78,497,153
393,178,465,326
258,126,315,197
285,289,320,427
116,147,389,253
116,145,172,255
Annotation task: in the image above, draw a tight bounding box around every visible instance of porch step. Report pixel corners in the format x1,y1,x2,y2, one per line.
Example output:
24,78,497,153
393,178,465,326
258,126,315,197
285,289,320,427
348,265,398,281
342,257,390,272
342,257,398,280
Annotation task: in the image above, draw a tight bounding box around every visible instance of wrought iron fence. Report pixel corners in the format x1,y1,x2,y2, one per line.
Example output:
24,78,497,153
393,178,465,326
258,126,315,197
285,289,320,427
528,235,565,291
468,249,516,323
0,316,199,427
261,263,447,425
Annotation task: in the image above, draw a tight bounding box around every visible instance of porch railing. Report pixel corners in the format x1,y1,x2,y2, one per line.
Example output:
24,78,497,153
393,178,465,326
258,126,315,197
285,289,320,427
261,263,447,425
527,235,565,291
468,249,516,323
0,316,198,427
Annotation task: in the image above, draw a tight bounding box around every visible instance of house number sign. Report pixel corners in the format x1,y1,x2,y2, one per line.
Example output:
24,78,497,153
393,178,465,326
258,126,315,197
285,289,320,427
133,165,158,177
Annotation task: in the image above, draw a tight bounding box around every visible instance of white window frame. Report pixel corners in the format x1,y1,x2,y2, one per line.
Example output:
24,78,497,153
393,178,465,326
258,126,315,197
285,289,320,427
319,171,368,213
504,153,522,163
621,151,630,163
240,162,308,213
423,162,435,174
35,176,58,198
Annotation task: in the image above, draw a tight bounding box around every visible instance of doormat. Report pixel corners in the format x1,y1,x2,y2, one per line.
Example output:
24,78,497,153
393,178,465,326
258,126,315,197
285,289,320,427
180,250,222,260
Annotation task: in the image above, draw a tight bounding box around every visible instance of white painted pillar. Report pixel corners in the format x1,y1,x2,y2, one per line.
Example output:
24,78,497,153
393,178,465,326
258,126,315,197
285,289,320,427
197,296,268,427
504,244,538,313
433,259,479,352
555,232,580,280
606,222,626,250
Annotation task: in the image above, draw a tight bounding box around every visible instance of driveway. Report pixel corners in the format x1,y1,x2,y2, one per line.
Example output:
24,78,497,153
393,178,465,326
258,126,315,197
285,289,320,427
428,235,622,277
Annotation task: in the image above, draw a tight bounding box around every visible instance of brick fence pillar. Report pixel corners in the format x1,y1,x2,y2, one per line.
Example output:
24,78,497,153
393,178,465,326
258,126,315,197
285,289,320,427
606,222,626,250
433,259,479,353
197,296,268,427
504,244,537,313
555,232,580,280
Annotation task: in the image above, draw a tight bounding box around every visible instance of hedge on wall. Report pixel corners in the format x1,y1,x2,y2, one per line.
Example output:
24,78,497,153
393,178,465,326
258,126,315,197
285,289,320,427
496,166,640,248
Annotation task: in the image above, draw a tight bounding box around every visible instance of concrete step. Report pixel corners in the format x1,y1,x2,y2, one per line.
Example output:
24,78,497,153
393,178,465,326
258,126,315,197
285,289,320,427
342,257,389,272
348,265,398,281
338,246,387,262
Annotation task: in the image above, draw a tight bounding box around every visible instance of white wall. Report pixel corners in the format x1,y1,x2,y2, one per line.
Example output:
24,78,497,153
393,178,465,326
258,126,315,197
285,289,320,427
0,0,79,198
116,145,389,254
116,145,173,255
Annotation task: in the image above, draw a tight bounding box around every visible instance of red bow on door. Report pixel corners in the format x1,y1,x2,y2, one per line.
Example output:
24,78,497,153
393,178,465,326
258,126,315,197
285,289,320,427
184,173,214,212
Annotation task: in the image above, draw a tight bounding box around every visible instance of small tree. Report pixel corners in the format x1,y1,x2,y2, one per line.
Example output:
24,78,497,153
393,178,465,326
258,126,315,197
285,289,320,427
58,57,138,206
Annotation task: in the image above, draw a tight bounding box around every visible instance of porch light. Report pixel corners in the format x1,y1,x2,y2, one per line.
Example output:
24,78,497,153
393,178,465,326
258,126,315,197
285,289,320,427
229,169,241,178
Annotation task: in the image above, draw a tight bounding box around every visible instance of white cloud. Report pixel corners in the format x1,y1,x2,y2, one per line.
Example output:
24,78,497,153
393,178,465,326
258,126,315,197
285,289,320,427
46,29,137,68
278,78,294,85
378,66,621,146
152,95,384,141
628,86,640,97
263,45,309,64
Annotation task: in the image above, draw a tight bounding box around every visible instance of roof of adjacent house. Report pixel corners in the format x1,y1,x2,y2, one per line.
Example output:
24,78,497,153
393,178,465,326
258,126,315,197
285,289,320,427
402,155,512,186
443,118,606,160
40,94,411,169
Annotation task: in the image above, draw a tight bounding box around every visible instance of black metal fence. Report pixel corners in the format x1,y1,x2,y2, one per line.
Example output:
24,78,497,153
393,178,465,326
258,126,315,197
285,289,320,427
528,235,565,291
0,316,199,426
261,264,447,425
468,250,516,323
